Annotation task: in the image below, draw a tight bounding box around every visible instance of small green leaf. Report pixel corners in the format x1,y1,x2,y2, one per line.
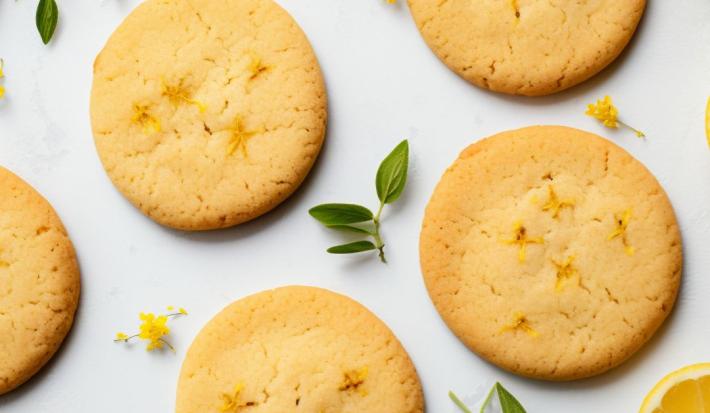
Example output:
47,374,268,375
495,383,527,413
376,139,409,204
36,0,59,45
309,203,373,226
327,224,373,235
449,391,473,413
327,241,376,254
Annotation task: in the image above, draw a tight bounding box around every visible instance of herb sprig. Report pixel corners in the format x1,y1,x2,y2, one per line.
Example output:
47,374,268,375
36,0,59,45
309,140,409,263
450,382,527,413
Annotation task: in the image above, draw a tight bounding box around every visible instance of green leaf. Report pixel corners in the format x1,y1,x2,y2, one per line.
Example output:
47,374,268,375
309,203,373,226
376,139,409,204
36,0,59,45
327,241,376,254
326,224,373,235
495,383,527,413
449,391,473,413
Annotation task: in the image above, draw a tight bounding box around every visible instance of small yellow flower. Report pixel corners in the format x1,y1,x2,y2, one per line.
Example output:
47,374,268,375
586,95,645,138
161,78,206,112
0,58,5,100
114,307,187,352
131,104,162,136
608,209,634,256
219,383,255,412
705,97,710,149
247,52,270,80
503,222,544,262
339,367,369,396
386,0,396,3
179,307,188,315
226,115,264,157
167,306,174,311
552,256,577,292
541,186,574,219
500,312,539,337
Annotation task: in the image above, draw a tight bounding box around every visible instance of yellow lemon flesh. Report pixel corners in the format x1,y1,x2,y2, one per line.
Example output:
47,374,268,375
640,363,710,413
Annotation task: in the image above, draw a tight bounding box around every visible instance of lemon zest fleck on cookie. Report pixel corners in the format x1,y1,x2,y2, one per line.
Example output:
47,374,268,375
227,115,264,157
247,52,270,80
586,96,645,138
553,256,577,292
131,104,162,136
219,383,256,412
503,222,544,262
542,186,574,219
114,308,187,352
608,209,635,256
500,312,539,338
161,79,206,112
339,367,369,396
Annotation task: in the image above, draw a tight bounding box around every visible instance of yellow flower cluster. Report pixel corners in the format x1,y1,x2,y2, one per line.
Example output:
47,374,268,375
114,306,188,352
586,95,645,138
0,59,5,100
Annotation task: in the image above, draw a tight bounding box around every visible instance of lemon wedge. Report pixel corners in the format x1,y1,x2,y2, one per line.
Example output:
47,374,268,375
640,363,710,413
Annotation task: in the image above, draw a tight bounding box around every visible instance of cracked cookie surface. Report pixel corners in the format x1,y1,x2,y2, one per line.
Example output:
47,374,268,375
176,286,424,412
407,0,646,96
91,0,327,230
0,167,80,394
420,126,681,380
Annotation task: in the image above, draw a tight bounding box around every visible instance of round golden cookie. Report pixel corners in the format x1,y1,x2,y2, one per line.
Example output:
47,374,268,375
420,126,681,381
0,167,80,394
91,0,327,230
407,0,646,96
176,286,424,412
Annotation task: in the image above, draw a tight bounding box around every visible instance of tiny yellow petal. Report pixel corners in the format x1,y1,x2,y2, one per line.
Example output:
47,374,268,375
167,306,175,311
179,307,188,315
115,332,129,341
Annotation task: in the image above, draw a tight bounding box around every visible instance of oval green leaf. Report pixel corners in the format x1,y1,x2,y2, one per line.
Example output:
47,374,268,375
309,203,373,225
376,139,409,204
36,0,59,45
495,383,527,413
326,224,373,235
327,241,376,254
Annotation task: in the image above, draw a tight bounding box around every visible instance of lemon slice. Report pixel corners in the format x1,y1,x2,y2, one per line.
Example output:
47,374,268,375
639,363,710,413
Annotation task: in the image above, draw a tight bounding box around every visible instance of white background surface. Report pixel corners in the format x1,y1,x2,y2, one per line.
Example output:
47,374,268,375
0,0,709,412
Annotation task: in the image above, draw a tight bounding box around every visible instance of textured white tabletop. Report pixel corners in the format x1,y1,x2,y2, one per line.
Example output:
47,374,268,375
1,1,709,412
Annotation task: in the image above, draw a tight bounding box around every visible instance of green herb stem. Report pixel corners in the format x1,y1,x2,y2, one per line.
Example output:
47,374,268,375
449,391,473,413
372,201,386,263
